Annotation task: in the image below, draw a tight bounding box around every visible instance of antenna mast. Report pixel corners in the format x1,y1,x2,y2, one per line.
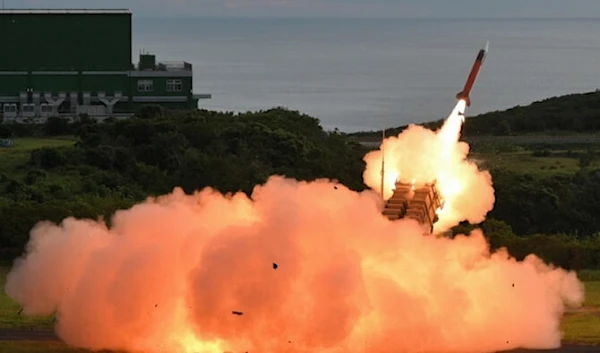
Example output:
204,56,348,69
380,108,386,202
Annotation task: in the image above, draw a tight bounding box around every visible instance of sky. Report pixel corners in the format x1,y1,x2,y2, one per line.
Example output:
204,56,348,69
5,0,600,18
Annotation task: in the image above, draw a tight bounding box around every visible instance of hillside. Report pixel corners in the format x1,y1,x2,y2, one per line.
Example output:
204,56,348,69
349,90,600,141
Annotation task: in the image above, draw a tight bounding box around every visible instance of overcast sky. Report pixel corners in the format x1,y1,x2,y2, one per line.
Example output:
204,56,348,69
6,0,600,18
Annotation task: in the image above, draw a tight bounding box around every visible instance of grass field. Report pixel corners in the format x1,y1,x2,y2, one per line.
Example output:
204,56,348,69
562,311,600,345
0,266,599,352
0,136,76,151
471,149,600,177
581,281,600,307
0,266,79,352
578,270,600,282
561,279,600,345
0,136,77,177
0,341,92,352
0,267,54,330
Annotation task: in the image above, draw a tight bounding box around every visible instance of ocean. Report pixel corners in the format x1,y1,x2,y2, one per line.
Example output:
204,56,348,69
131,17,600,132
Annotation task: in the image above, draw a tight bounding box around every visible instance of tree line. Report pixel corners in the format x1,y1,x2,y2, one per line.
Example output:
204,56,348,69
348,90,600,140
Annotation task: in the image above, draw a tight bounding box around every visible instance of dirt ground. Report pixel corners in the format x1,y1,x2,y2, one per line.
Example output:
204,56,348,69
504,346,600,353
0,328,58,341
0,329,597,352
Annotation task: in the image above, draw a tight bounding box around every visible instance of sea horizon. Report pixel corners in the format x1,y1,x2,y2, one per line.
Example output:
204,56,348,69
131,16,600,132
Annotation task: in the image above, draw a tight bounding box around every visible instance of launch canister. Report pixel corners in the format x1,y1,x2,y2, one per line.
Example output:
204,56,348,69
456,41,489,107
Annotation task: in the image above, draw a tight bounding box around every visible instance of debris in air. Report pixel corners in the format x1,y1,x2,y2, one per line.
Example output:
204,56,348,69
273,263,278,270
232,311,244,316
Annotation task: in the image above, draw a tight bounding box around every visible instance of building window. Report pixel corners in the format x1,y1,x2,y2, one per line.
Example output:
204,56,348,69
22,104,35,113
166,79,183,92
3,104,17,113
137,79,154,92
41,104,54,114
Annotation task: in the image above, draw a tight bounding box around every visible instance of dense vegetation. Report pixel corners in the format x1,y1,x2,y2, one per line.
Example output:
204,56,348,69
2,95,600,270
0,107,367,260
349,90,600,140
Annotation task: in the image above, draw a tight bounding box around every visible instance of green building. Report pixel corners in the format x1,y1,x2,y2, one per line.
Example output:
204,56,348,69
0,9,211,121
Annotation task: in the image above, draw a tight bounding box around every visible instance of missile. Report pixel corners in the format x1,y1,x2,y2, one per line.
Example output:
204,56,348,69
456,41,489,107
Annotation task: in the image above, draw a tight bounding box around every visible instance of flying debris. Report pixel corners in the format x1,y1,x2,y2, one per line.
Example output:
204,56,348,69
456,41,489,107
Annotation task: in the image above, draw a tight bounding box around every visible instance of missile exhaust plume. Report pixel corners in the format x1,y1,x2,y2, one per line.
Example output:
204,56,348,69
363,99,493,233
4,99,584,353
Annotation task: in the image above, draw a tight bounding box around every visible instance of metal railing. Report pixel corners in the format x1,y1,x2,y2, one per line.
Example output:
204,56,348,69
156,61,192,71
133,61,193,71
0,9,131,14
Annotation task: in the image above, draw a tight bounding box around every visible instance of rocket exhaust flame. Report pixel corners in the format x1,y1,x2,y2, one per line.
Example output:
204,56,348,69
4,94,584,352
364,99,486,233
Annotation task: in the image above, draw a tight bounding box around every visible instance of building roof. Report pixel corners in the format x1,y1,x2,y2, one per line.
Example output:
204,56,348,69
0,9,131,15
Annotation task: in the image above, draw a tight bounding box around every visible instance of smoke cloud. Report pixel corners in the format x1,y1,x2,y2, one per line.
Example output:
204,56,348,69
5,174,584,353
363,100,496,233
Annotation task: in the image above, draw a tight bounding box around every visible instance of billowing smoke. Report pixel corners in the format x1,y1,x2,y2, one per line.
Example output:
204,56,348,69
363,100,496,232
5,174,584,353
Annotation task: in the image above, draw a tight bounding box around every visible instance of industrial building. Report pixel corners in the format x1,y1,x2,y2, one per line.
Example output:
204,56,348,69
0,9,211,122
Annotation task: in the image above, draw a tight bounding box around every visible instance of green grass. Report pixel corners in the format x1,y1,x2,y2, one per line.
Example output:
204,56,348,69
562,312,600,345
578,269,600,282
1,136,77,151
0,136,84,197
0,266,118,353
0,341,92,353
0,267,54,330
474,152,565,175
0,341,125,353
558,278,600,345
582,281,600,308
0,136,77,176
471,150,600,176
